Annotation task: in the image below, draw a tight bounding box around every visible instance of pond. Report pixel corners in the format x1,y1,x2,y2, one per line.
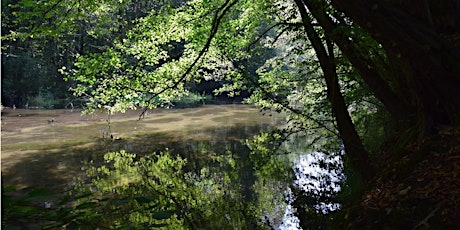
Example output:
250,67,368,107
1,104,342,229
1,105,283,226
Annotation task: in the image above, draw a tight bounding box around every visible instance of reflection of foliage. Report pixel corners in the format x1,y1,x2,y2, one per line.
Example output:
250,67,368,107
74,149,277,229
290,151,345,229
246,130,294,227
2,186,53,229
247,129,347,229
1,185,102,229
247,130,291,179
2,113,291,229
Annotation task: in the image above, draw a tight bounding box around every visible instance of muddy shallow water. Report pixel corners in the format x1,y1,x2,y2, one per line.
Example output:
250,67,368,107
1,104,283,192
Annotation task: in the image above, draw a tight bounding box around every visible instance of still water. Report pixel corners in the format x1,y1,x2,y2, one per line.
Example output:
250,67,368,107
1,104,342,229
1,105,281,190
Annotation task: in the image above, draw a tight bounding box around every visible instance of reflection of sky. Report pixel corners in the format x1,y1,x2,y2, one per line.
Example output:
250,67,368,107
278,152,344,229
278,202,301,230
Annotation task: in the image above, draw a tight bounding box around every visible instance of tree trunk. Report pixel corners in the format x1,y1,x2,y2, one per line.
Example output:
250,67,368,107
303,0,415,125
294,0,373,181
330,0,460,129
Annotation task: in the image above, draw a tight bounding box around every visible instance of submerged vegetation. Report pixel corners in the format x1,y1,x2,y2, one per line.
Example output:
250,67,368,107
2,0,460,229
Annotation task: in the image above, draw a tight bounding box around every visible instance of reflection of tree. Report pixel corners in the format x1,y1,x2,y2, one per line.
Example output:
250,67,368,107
72,137,288,229
289,152,344,229
248,129,346,229
1,113,291,229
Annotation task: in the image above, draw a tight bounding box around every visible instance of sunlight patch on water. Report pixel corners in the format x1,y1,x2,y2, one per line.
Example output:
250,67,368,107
278,152,344,229
278,197,301,229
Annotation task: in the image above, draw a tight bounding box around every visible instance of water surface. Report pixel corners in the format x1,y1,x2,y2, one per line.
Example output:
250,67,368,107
1,104,283,192
2,105,343,229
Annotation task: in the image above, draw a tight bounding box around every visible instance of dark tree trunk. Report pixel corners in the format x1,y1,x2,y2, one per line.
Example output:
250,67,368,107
323,39,374,180
330,0,460,129
303,0,415,126
294,0,373,181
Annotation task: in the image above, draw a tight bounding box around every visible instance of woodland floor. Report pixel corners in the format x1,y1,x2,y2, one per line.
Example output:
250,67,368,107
347,128,460,229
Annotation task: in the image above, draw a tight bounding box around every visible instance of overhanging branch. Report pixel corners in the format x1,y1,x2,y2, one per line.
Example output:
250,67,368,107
138,0,239,120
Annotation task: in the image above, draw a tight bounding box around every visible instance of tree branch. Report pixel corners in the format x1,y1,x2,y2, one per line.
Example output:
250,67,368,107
138,0,239,120
294,0,372,181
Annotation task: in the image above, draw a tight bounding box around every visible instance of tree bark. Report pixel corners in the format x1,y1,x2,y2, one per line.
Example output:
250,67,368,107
294,0,373,181
303,0,415,125
330,0,460,128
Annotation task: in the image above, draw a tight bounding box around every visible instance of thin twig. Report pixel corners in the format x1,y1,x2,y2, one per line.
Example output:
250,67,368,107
246,22,284,51
246,22,303,51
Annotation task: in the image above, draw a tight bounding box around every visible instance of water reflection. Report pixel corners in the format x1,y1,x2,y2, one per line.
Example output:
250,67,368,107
1,105,289,228
279,151,344,230
1,105,282,190
1,105,345,229
65,126,289,228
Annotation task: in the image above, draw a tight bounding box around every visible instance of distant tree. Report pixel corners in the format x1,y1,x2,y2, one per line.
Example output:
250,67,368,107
1,0,163,107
